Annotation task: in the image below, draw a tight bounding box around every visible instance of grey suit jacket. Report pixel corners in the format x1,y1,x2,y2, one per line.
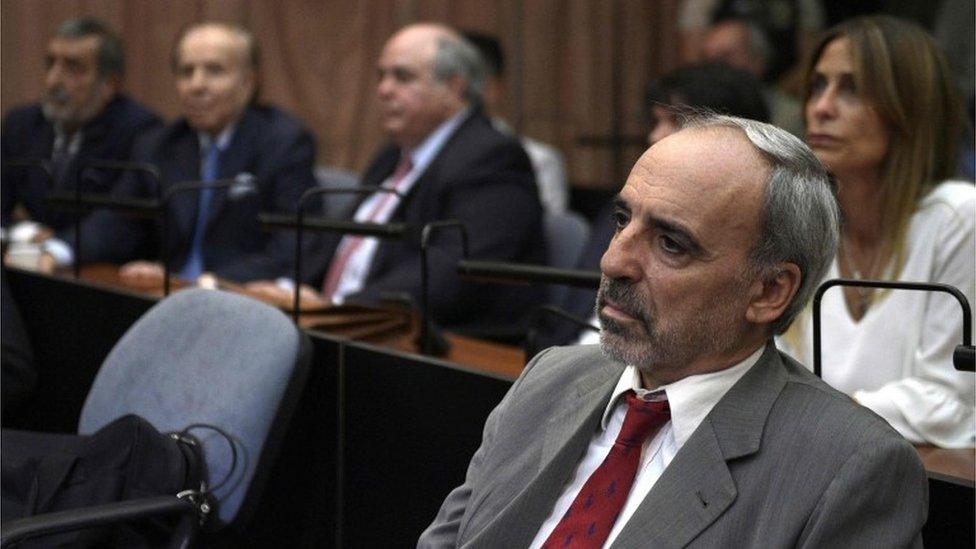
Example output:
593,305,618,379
419,343,927,548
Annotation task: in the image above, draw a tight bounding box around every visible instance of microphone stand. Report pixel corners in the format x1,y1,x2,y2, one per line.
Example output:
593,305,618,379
419,220,470,356
524,304,600,361
76,161,162,280
259,185,405,324
812,279,975,377
456,261,600,288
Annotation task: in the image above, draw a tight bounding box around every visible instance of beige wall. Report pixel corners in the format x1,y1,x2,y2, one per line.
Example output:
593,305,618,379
1,0,680,190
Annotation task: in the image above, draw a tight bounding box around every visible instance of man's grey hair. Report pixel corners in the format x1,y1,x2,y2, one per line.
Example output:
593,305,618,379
54,17,125,78
683,113,840,334
432,34,486,105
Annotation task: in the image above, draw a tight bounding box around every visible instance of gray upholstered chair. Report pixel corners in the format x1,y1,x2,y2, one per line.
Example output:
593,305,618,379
543,210,591,304
1,288,311,546
315,165,360,218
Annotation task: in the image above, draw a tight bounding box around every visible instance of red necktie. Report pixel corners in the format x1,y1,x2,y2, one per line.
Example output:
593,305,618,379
542,391,670,549
321,154,413,299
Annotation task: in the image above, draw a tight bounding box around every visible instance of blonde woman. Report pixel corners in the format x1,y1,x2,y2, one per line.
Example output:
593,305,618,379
781,16,975,448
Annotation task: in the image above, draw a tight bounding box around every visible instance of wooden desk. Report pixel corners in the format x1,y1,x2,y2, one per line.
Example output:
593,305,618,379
916,445,976,486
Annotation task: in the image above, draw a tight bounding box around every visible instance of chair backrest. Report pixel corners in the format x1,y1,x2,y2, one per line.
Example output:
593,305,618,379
78,289,311,529
315,165,360,218
544,210,591,303
544,210,590,269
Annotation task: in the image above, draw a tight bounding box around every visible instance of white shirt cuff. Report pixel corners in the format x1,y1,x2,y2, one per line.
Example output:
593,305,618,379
42,238,73,266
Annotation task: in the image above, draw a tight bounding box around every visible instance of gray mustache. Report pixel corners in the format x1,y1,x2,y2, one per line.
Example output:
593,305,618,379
598,276,650,326
44,88,71,104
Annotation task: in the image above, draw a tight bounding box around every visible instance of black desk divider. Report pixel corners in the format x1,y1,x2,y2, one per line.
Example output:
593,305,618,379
340,340,511,546
3,267,155,432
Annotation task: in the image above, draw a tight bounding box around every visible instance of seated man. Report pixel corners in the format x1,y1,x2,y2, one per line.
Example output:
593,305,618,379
419,114,927,547
1,17,160,234
68,21,317,283
249,24,545,336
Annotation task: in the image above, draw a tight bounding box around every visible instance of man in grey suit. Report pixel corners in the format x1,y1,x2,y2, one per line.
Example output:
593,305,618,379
419,114,928,548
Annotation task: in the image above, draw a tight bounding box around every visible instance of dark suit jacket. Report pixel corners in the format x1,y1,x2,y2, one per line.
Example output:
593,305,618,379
79,104,317,282
419,343,927,548
309,109,546,335
1,95,161,230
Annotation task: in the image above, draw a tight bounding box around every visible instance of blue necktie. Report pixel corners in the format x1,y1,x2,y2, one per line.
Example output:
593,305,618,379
179,142,220,280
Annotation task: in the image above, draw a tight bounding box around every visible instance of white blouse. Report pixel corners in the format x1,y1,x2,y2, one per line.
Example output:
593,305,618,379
780,181,976,448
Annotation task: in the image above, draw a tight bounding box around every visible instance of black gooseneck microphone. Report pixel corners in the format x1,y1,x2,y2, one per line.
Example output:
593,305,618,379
258,185,406,324
812,278,975,377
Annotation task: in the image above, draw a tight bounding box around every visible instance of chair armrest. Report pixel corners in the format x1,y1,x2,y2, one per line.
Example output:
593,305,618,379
0,495,197,547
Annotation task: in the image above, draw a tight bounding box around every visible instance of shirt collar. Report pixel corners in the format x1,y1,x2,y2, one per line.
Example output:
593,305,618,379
600,345,765,447
52,126,83,156
197,121,237,152
405,107,469,173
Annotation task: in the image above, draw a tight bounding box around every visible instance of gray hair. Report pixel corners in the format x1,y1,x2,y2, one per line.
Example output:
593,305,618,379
683,113,840,334
432,34,486,105
55,17,125,78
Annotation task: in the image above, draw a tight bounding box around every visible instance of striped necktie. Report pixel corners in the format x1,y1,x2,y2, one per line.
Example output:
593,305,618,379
321,154,413,299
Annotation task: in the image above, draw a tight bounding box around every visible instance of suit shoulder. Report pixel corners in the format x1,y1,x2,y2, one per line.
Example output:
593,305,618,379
109,95,161,129
246,104,312,140
457,112,527,153
2,103,45,134
522,345,619,390
774,355,911,448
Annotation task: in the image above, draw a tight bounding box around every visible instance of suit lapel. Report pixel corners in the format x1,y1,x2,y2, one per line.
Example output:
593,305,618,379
611,343,787,548
364,111,481,279
610,420,736,548
464,359,623,548
165,130,202,241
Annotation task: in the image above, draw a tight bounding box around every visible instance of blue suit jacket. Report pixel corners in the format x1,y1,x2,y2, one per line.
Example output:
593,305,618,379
1,95,160,230
307,109,547,336
78,104,317,282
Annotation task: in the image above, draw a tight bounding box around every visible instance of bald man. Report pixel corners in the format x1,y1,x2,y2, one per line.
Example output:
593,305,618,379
419,115,926,547
251,24,544,337
75,22,316,283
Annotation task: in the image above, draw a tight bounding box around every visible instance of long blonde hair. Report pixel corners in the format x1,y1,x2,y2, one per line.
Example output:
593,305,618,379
783,16,964,351
805,15,963,276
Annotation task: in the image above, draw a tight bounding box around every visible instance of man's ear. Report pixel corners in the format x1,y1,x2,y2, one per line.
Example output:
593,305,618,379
745,262,802,326
445,74,466,101
103,74,122,96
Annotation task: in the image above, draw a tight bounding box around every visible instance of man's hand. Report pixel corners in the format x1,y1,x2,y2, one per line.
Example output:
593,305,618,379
243,281,331,310
119,261,166,289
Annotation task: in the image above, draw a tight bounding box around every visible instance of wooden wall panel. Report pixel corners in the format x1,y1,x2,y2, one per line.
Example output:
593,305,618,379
1,0,680,190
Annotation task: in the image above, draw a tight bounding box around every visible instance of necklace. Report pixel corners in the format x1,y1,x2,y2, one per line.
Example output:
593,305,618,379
839,236,883,318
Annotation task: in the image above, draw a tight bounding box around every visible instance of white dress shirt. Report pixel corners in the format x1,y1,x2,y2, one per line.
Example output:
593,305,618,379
528,345,764,548
328,108,469,303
